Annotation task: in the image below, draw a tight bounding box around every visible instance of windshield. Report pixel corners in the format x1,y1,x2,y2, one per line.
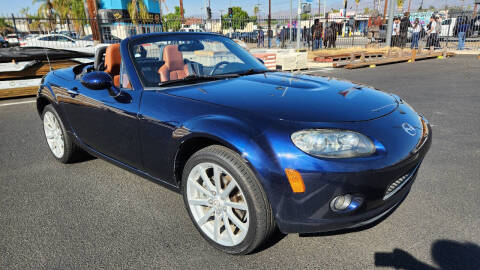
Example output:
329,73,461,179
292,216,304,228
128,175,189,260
129,34,267,87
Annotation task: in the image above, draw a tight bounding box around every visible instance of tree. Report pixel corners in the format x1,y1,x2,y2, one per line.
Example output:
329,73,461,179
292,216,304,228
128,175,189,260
221,7,250,30
363,7,371,14
253,6,259,17
0,18,13,35
301,13,311,20
164,6,183,32
127,0,150,33
396,0,404,11
70,0,86,35
33,0,54,31
20,7,31,32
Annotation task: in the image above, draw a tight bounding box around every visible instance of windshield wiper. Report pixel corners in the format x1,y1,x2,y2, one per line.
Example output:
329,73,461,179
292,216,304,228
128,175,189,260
235,69,278,76
158,74,239,87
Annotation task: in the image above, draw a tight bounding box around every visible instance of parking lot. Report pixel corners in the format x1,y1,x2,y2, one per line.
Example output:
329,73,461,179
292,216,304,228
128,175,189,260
1,55,479,269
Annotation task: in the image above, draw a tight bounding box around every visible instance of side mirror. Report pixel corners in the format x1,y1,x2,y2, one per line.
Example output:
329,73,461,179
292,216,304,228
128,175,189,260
81,71,113,90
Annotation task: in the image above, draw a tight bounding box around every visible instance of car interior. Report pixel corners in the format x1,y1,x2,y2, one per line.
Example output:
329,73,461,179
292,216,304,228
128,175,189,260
91,40,250,88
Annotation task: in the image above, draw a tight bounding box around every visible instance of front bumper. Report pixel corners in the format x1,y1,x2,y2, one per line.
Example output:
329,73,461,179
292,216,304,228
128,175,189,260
272,125,432,234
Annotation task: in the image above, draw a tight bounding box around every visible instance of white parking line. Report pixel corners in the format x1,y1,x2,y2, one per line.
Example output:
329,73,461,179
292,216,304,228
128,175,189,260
0,100,36,107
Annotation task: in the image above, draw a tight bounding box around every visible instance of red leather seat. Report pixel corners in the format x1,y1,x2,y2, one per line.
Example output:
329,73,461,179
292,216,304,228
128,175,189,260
104,43,121,87
158,45,189,82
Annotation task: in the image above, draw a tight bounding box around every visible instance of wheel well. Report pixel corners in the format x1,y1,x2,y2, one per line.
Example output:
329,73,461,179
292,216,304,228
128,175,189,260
36,96,51,116
174,137,228,186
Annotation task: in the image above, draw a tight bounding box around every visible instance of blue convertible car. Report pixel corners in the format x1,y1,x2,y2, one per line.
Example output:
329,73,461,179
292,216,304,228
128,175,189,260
37,33,431,254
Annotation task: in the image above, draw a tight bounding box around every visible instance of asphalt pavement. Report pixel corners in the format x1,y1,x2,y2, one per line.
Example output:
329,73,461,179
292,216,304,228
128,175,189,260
1,56,479,269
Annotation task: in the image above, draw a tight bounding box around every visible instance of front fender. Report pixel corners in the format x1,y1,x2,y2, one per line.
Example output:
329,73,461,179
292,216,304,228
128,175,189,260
179,114,286,214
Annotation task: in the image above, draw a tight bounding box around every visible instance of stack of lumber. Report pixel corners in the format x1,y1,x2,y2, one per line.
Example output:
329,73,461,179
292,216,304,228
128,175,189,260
309,47,454,69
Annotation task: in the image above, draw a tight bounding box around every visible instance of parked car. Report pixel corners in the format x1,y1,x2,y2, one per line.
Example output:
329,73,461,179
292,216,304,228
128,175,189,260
0,36,8,48
37,32,431,255
58,30,77,39
20,34,93,49
179,27,205,33
5,34,20,46
81,34,122,44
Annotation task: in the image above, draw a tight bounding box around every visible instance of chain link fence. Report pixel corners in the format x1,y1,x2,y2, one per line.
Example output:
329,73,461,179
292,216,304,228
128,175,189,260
1,10,479,54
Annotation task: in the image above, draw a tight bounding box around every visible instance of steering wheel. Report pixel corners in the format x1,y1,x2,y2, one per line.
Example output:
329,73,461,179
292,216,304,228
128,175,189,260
210,61,230,76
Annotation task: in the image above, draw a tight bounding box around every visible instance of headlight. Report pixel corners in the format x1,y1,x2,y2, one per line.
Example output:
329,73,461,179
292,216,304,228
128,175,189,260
291,129,376,158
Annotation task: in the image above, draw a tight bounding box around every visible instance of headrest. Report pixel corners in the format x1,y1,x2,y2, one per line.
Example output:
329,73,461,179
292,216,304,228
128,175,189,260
104,43,121,75
163,45,184,70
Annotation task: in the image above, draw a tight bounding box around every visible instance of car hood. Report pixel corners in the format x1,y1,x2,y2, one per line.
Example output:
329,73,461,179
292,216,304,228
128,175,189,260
166,72,398,122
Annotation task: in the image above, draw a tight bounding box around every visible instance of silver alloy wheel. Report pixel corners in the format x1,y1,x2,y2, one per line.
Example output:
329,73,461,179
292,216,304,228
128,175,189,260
186,162,249,246
43,111,65,158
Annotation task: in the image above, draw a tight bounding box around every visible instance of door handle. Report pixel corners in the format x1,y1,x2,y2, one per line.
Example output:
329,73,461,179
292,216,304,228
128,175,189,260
66,87,79,97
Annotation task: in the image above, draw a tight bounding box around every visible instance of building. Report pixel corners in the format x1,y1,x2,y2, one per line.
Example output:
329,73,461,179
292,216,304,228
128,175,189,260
97,0,162,39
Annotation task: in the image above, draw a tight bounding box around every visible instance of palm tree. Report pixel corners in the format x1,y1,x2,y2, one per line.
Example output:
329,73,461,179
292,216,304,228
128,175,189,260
396,0,404,12
33,0,54,31
70,0,86,36
20,7,31,33
127,0,150,34
52,0,72,33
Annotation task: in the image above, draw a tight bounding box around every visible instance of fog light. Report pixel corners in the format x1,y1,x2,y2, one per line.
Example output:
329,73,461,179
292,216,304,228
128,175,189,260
330,194,364,213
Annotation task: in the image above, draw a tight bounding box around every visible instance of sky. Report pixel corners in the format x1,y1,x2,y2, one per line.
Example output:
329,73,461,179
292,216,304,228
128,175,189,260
5,0,475,17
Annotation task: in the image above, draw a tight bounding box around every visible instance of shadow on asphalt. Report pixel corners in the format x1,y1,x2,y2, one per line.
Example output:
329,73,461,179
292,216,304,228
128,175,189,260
251,227,287,254
374,240,480,270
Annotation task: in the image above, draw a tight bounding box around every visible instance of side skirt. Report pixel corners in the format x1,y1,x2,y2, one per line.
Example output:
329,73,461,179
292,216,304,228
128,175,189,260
70,131,181,194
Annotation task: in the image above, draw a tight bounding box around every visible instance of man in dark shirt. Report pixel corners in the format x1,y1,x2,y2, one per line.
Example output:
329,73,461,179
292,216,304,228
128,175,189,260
456,16,471,50
399,12,412,48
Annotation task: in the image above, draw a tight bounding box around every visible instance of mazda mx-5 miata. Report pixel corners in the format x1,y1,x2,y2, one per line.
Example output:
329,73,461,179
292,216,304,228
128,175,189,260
37,33,431,254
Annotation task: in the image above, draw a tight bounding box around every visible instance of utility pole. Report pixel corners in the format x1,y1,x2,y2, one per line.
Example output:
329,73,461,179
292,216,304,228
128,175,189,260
383,0,388,23
296,0,301,50
268,0,271,48
179,0,184,21
290,0,293,43
324,0,326,19
318,0,321,16
158,0,163,31
474,1,478,18
385,0,394,47
86,0,101,44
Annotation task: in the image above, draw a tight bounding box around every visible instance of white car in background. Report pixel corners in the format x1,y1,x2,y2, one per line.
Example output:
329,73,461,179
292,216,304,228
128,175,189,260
6,34,20,46
20,34,93,51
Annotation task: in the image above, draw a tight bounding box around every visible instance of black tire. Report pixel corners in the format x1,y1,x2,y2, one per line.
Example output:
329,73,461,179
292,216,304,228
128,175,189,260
181,145,275,255
42,104,83,163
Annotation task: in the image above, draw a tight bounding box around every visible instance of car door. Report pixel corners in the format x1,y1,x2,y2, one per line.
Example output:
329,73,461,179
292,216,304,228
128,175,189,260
59,64,143,169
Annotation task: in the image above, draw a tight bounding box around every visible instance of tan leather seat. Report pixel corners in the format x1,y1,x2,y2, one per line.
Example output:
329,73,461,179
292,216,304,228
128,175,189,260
158,45,189,82
104,43,121,88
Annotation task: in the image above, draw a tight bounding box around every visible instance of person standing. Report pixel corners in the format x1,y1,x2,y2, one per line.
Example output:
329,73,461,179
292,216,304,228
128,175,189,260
280,26,286,48
326,23,337,48
367,14,383,44
426,16,437,49
311,19,322,50
411,18,421,49
275,26,281,47
257,27,265,48
400,12,411,48
392,17,401,47
435,16,442,48
457,17,470,50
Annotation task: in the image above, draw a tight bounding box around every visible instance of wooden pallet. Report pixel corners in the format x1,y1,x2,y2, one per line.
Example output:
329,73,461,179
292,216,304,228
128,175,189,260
343,51,454,69
313,51,385,63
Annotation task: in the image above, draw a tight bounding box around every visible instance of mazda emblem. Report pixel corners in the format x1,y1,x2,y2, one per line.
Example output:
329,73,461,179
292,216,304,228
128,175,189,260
402,122,416,136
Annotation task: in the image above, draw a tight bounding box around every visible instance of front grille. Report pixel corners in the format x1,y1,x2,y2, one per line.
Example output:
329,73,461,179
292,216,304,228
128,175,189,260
383,164,419,200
